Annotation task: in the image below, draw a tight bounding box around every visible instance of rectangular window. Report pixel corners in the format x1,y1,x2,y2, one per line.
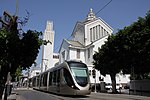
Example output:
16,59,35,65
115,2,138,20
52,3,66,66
90,28,93,42
77,49,80,59
56,69,60,83
96,26,98,40
43,73,48,86
53,71,57,84
49,72,52,85
88,48,90,58
104,29,106,36
101,27,103,36
53,55,59,59
93,27,95,41
37,76,40,87
99,25,101,38
97,25,99,39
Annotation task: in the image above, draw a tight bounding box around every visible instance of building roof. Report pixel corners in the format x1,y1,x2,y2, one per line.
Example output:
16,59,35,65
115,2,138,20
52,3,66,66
71,8,113,37
58,39,85,53
66,40,85,48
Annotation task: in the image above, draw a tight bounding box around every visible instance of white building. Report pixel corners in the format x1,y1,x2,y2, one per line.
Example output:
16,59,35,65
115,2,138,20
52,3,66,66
59,9,130,86
28,21,59,79
41,21,59,72
29,67,41,78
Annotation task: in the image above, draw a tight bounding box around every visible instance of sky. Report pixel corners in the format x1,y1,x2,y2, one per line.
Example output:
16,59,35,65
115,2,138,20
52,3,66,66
0,0,150,67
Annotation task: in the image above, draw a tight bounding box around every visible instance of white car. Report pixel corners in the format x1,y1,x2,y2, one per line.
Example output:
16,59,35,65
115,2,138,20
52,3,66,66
105,83,122,90
116,83,122,90
105,83,112,90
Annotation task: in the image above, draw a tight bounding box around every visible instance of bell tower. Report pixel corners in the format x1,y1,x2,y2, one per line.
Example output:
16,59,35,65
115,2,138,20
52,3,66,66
41,21,55,72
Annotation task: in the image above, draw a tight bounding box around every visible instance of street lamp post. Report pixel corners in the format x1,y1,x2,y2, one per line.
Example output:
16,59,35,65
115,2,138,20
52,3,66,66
92,68,96,93
95,73,96,93
27,68,29,89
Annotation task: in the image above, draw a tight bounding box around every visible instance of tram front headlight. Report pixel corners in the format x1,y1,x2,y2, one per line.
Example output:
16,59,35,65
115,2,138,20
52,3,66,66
71,85,79,90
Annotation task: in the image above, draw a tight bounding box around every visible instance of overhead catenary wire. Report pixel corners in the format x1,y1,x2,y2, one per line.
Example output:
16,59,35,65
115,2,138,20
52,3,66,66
46,0,111,54
38,0,113,67
54,0,112,52
95,0,112,16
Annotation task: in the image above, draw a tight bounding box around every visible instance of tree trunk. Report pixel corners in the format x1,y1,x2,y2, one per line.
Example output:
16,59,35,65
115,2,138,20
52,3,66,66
110,73,117,93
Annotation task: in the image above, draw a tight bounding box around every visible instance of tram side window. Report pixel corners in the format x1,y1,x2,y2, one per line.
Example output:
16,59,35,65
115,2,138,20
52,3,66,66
32,77,36,87
56,69,60,84
63,68,74,87
43,73,48,86
49,72,52,86
40,75,43,86
37,76,40,87
53,70,57,84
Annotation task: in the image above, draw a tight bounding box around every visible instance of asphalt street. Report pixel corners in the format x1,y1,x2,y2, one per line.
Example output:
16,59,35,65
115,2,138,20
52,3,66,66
7,88,150,100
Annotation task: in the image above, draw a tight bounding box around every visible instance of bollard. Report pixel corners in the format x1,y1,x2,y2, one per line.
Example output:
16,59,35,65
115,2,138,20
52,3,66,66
4,85,8,100
4,84,13,100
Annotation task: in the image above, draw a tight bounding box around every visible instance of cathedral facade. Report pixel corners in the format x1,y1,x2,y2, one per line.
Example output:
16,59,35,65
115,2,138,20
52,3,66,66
59,9,130,86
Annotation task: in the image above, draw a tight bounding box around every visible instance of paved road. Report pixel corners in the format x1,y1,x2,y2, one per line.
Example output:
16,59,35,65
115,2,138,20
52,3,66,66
8,88,150,100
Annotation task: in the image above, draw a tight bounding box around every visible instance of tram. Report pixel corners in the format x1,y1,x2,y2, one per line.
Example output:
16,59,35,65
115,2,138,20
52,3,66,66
32,60,91,95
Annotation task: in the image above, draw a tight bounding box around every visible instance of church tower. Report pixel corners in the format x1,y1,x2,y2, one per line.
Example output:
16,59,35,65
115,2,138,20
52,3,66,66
86,8,96,21
41,21,55,72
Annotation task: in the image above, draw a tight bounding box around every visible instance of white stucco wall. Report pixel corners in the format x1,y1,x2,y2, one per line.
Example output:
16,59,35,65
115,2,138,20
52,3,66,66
69,48,76,60
68,48,85,63
29,68,41,78
85,46,94,66
58,13,130,86
59,40,69,64
85,19,113,46
41,21,55,72
52,53,59,66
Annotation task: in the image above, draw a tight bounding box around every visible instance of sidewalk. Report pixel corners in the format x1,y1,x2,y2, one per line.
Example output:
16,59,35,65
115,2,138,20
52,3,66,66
2,88,25,100
4,88,150,100
7,91,17,100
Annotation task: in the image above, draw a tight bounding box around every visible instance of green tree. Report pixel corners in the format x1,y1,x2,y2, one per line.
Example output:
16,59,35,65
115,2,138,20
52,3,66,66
0,11,43,98
93,10,150,93
15,67,22,81
119,10,150,77
93,35,123,93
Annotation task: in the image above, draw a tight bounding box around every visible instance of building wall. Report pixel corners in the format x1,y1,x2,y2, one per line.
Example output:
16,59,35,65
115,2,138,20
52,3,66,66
29,68,41,78
85,46,94,66
84,19,112,46
58,9,130,86
53,53,59,66
69,48,85,63
59,40,69,63
41,21,57,72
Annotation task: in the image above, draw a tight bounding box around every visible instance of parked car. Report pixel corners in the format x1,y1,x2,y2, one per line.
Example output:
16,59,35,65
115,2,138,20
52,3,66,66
105,83,122,90
105,83,112,90
116,83,122,90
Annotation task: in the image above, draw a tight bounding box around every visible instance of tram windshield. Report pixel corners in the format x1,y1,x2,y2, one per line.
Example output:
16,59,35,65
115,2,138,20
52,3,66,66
69,62,88,87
